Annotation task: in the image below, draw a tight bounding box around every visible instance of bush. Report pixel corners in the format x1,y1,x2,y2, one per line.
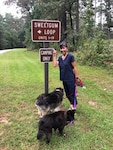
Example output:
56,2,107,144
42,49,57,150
77,35,113,68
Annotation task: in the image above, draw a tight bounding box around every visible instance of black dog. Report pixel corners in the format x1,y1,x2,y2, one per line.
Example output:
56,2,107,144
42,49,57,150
35,88,64,117
37,109,75,144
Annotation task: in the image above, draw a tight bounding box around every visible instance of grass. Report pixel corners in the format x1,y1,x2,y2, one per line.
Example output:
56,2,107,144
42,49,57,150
0,48,113,150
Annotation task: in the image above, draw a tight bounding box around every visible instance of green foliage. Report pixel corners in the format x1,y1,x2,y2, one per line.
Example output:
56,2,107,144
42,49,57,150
0,15,6,50
77,33,113,68
1,0,113,51
0,13,25,49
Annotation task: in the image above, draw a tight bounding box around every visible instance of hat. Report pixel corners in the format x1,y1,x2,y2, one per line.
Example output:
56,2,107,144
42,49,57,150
59,41,68,48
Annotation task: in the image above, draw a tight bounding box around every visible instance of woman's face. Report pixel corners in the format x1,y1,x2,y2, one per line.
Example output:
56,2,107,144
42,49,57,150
60,46,68,56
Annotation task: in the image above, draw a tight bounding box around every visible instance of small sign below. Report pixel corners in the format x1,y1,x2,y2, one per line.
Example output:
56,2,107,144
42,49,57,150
39,48,53,63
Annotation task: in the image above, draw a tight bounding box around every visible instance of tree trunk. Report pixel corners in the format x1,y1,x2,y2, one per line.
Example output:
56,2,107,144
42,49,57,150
100,0,103,30
75,0,79,50
59,5,67,41
107,0,111,39
68,4,75,46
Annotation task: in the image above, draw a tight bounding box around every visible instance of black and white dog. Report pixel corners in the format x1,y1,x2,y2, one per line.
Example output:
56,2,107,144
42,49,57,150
35,88,64,118
37,109,75,144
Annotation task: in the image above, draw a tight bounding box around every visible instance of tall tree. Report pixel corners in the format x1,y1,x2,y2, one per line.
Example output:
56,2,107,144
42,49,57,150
0,15,5,50
104,0,112,39
75,0,80,49
81,0,95,38
59,4,67,41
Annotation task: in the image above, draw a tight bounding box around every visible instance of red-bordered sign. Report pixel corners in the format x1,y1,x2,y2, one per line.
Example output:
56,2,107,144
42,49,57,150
31,20,61,42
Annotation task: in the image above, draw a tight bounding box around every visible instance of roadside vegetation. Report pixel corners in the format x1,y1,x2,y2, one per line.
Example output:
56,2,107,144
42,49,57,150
0,49,113,150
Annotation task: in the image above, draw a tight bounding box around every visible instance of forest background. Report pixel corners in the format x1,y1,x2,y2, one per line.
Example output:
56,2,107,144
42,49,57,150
0,0,113,68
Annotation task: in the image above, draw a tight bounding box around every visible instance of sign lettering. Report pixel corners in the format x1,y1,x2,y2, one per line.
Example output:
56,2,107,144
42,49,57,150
31,20,61,42
39,48,53,63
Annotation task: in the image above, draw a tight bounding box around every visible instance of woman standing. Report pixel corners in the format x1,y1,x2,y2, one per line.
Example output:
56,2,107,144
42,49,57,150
53,41,79,110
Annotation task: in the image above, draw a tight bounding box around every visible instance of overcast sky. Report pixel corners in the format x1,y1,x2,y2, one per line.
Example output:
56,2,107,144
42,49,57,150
0,0,21,17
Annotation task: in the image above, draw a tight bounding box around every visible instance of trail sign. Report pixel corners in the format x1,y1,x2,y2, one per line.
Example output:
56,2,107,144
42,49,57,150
31,20,61,42
39,48,53,63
